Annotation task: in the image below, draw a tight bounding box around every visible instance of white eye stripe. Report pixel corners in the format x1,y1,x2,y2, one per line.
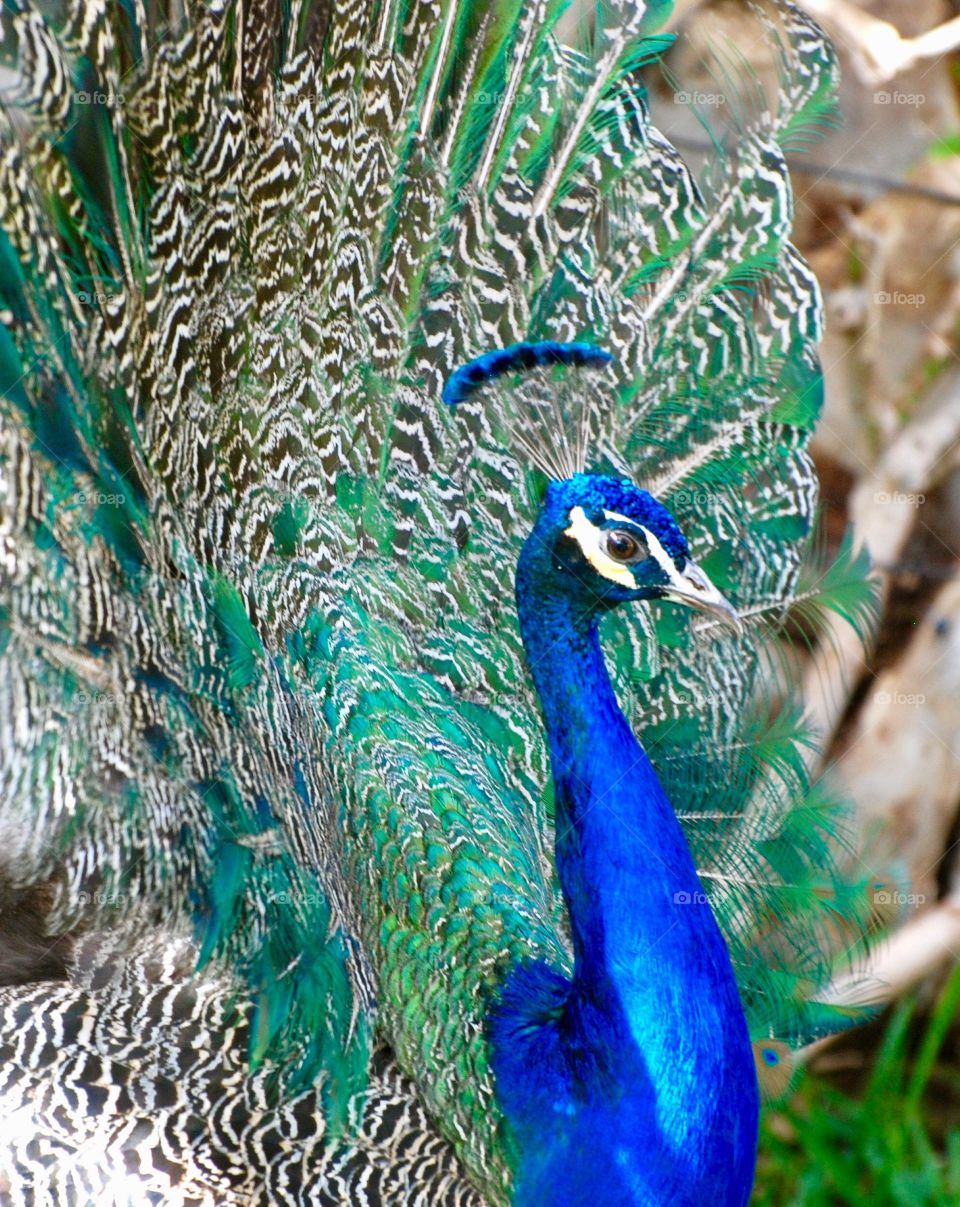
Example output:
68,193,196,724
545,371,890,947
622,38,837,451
606,509,685,584
638,525,681,582
602,509,637,526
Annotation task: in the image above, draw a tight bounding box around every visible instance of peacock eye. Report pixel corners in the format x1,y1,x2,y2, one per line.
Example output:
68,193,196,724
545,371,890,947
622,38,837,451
603,529,646,563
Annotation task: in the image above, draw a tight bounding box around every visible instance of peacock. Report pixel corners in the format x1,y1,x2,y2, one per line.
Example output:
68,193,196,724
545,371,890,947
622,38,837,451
0,0,878,1203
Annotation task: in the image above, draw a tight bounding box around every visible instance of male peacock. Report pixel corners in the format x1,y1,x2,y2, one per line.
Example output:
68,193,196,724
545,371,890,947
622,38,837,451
0,1,875,1204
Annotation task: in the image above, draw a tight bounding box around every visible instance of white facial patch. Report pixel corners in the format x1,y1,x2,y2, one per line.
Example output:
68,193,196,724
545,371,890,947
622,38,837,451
564,506,639,588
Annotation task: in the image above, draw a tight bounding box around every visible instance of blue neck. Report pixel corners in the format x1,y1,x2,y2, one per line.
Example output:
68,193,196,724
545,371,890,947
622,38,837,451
489,536,759,1206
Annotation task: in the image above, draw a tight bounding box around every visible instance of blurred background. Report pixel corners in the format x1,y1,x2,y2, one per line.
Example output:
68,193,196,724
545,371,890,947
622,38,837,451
643,1,960,1201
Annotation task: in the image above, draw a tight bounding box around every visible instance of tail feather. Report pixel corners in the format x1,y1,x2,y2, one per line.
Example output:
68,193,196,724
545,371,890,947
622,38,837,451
0,931,483,1206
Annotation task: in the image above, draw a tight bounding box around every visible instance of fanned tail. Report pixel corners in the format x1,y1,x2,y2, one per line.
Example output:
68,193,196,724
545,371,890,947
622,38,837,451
0,0,875,1200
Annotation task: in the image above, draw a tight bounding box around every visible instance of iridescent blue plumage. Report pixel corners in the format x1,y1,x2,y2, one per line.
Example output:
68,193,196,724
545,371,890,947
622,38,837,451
489,474,758,1205
441,341,613,406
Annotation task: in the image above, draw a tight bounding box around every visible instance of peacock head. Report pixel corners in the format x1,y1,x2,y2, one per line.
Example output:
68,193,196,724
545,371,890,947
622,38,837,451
443,340,739,626
525,472,739,627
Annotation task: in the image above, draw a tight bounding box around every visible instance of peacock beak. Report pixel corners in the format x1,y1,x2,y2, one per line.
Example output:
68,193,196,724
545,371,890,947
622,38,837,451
663,560,742,631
